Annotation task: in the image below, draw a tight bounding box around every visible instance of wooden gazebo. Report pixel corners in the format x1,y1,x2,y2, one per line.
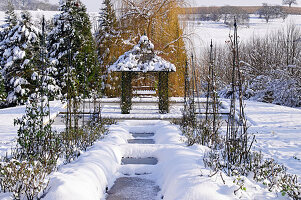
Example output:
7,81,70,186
108,35,176,114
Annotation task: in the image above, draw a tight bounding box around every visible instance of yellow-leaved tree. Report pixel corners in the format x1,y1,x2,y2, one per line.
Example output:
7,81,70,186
97,0,187,96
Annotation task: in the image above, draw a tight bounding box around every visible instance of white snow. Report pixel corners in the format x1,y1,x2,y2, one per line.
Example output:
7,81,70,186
243,100,301,178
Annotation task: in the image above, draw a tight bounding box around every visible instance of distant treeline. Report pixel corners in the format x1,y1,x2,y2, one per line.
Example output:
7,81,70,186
0,0,58,11
181,6,301,15
180,5,296,25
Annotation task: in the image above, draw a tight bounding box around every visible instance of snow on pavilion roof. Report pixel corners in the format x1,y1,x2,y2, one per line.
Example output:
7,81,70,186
108,35,176,72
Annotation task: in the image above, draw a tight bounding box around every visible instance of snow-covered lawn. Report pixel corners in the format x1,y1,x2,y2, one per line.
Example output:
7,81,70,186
0,101,65,157
186,15,301,56
244,100,301,178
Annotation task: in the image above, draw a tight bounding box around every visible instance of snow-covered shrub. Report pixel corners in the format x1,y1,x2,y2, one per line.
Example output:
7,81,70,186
219,69,301,107
60,121,106,164
247,72,301,107
204,149,301,199
249,152,301,199
0,159,49,200
14,94,60,167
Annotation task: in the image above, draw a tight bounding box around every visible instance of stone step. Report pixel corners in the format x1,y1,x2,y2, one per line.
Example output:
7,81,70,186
131,132,155,138
121,157,158,165
106,177,160,200
127,139,155,144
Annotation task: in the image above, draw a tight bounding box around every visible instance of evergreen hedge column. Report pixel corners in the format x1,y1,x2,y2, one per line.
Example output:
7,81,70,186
158,71,169,114
121,72,133,114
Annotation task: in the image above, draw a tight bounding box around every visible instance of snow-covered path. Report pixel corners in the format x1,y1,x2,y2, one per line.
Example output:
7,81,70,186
106,129,161,200
44,120,286,200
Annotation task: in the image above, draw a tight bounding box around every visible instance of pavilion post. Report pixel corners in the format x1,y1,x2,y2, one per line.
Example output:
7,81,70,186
121,72,133,114
158,71,169,114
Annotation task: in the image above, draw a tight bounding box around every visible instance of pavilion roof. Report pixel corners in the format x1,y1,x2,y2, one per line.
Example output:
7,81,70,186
108,35,176,72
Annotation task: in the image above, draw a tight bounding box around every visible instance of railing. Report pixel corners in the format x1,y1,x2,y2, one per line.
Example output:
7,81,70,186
132,86,157,97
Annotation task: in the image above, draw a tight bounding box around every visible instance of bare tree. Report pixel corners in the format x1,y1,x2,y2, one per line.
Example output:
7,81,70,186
282,0,298,7
217,6,249,26
257,3,286,23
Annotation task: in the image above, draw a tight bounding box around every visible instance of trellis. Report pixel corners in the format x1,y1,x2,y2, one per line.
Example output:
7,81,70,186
109,35,176,114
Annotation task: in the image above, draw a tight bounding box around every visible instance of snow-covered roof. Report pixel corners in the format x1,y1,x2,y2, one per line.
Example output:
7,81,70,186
108,35,176,72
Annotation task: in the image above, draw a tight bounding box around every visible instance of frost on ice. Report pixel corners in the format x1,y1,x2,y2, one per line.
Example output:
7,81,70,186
109,35,176,72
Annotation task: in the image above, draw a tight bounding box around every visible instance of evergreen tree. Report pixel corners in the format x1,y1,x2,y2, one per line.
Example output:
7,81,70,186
1,11,40,105
47,0,98,99
0,1,17,70
96,0,120,97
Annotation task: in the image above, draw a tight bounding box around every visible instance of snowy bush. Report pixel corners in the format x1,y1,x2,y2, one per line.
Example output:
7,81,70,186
249,152,301,199
0,159,49,200
204,149,301,199
60,121,107,164
14,94,60,167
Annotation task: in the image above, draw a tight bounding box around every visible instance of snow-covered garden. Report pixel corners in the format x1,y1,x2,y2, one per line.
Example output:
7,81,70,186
0,0,301,199
0,99,300,199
